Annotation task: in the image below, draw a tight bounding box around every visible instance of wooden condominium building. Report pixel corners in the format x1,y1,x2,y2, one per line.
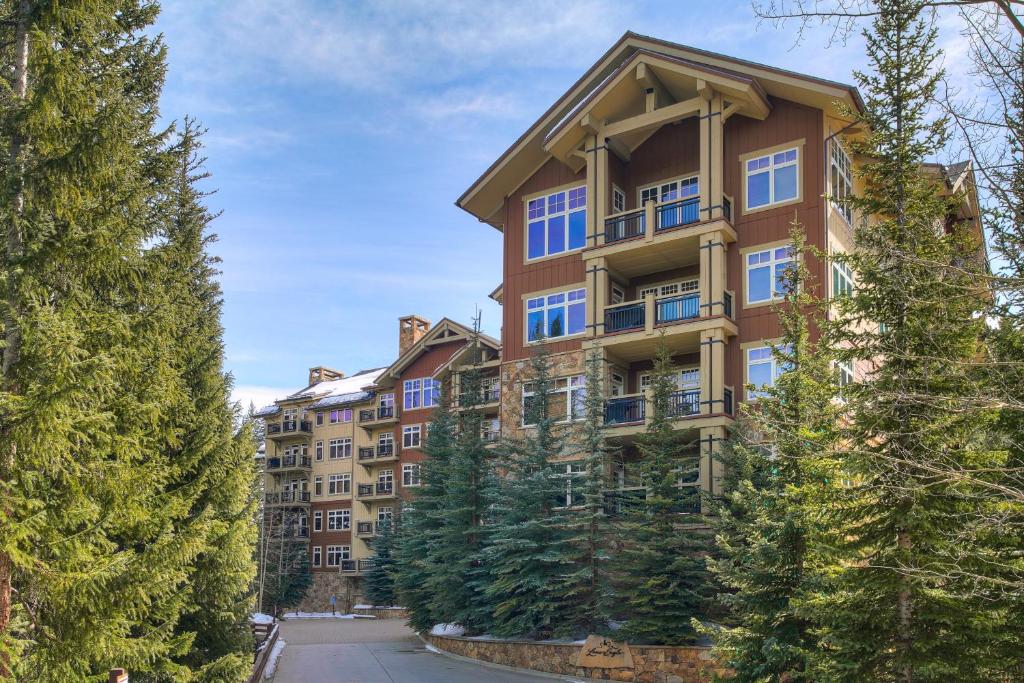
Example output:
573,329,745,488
457,32,980,507
256,316,500,612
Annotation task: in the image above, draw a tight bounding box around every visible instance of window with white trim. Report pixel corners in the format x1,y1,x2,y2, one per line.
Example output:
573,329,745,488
522,375,585,426
837,360,854,389
329,408,352,424
746,345,790,400
402,463,421,487
612,185,626,214
327,509,350,531
315,411,324,426
325,545,349,567
832,260,854,298
746,147,799,209
555,462,586,508
526,287,586,342
314,440,323,461
831,140,853,224
402,425,421,449
377,506,393,523
313,511,322,532
639,176,699,206
378,469,393,487
328,473,350,495
378,431,394,451
403,378,440,410
526,186,587,260
328,438,351,459
312,546,321,567
639,278,698,299
313,476,322,496
746,245,794,304
638,369,699,392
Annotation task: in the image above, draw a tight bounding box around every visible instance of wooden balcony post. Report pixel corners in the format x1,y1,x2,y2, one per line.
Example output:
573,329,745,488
701,229,728,316
643,199,656,241
584,130,608,247
588,256,608,338
699,425,726,508
644,292,656,335
700,328,726,416
698,84,724,221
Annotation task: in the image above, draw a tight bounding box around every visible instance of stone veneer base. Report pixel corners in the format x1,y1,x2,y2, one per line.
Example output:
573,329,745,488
424,632,725,683
297,572,363,614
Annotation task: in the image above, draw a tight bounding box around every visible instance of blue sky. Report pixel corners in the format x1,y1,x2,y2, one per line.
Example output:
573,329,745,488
152,1,972,409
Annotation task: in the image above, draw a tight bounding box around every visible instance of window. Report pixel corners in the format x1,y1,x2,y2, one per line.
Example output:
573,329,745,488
612,185,626,214
327,509,350,531
832,260,854,298
329,408,351,424
611,284,625,304
526,288,586,342
746,345,789,400
639,279,698,299
329,438,351,459
325,545,350,567
639,176,698,206
328,473,351,495
377,506,393,523
313,511,322,532
402,425,421,449
527,185,587,259
402,463,421,487
314,476,323,496
746,147,799,210
837,360,854,389
481,417,500,442
378,469,394,489
403,378,440,410
315,412,324,426
378,431,394,453
746,245,794,304
555,462,586,508
831,140,853,224
522,375,585,426
312,546,321,567
380,393,394,411
315,441,323,461
638,370,699,391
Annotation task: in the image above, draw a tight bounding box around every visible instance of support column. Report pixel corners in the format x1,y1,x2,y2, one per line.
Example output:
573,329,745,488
698,85,724,221
699,425,727,505
700,328,726,416
588,256,608,338
700,230,728,316
584,130,608,246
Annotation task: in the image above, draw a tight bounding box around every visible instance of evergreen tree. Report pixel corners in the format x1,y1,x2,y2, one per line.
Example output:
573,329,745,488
257,515,311,617
612,339,713,645
807,1,1010,679
364,518,397,608
705,225,839,681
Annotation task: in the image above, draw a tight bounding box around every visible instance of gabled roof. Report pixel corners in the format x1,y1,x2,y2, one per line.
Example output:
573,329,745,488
457,31,864,230
285,367,386,401
374,318,500,387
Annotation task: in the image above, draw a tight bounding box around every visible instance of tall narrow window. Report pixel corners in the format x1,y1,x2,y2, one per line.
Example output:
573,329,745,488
832,260,854,298
312,546,321,567
831,140,853,224
526,186,587,260
313,511,322,532
746,147,799,210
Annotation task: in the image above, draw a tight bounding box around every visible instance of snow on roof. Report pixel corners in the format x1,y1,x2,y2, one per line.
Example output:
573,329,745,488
285,367,386,401
307,390,375,410
253,404,280,418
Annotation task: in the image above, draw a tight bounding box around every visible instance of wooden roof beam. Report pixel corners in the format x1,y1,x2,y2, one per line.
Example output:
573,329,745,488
602,96,702,139
636,62,672,113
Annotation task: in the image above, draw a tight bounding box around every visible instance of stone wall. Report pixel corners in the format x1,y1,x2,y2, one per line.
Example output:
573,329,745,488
297,572,362,613
424,633,725,683
353,607,409,619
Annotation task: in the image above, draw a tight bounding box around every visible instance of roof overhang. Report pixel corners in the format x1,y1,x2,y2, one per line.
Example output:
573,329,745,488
457,31,864,230
374,318,501,388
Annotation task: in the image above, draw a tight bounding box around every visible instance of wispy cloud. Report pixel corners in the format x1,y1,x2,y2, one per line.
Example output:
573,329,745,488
231,384,295,411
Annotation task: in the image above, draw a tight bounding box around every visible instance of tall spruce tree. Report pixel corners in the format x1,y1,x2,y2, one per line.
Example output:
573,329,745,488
705,225,839,681
364,518,397,608
612,340,713,645
807,1,1010,679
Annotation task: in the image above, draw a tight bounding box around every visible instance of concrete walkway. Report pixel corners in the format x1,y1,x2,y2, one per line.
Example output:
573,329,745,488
270,617,561,683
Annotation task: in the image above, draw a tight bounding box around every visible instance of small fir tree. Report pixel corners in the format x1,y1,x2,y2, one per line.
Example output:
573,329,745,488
364,518,397,608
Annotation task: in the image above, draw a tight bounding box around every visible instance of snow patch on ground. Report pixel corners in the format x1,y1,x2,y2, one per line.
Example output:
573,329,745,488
424,643,442,654
250,612,274,625
263,638,285,679
430,623,466,637
354,604,404,609
282,611,377,620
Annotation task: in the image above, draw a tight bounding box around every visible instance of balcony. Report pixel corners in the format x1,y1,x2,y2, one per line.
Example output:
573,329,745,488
266,420,313,441
359,405,397,427
604,395,645,425
356,521,376,538
283,526,310,541
457,386,501,409
264,491,311,507
265,454,312,472
603,388,732,436
339,558,375,574
357,482,397,502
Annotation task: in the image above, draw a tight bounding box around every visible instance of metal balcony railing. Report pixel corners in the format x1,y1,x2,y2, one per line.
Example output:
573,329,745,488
604,395,645,425
340,559,357,572
605,301,645,333
724,291,733,318
358,408,375,422
656,197,700,230
604,208,645,243
724,387,733,416
666,390,701,418
267,420,312,435
378,406,394,419
376,443,394,457
358,558,374,572
357,482,394,498
722,196,732,222
655,293,700,324
356,521,375,535
358,447,375,461
264,491,311,505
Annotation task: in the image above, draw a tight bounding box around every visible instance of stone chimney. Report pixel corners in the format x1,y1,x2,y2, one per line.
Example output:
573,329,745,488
308,366,344,386
399,315,431,356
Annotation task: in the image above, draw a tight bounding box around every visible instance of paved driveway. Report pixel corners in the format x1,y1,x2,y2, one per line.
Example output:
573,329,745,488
270,617,563,683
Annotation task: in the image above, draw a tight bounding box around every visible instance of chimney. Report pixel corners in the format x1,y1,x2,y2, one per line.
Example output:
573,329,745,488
399,315,431,356
308,366,344,386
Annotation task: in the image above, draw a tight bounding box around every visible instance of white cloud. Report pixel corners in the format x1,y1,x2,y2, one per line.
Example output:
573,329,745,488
231,384,293,411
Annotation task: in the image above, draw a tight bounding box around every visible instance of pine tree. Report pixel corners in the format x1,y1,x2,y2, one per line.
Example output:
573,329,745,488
611,340,713,645
364,518,397,608
807,1,1010,679
705,224,839,681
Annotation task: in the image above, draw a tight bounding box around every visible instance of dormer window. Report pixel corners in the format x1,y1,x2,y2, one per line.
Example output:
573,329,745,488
526,186,586,260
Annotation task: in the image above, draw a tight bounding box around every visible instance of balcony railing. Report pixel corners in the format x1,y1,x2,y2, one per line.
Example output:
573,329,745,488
358,408,375,422
722,196,732,223
264,491,310,505
481,429,500,443
267,420,312,435
266,454,312,470
340,559,357,572
724,291,733,318
655,293,700,325
358,558,374,572
604,208,645,243
358,447,375,461
605,301,645,333
359,406,395,423
604,395,645,425
458,387,500,407
666,390,701,418
656,197,700,231
724,387,733,416
357,482,394,498
356,521,375,536
377,443,394,457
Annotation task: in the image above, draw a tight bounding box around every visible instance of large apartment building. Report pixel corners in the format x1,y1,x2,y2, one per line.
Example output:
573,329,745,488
257,316,499,612
456,33,979,508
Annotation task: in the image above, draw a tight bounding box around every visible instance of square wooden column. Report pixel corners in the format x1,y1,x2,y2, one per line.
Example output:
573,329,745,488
698,85,725,221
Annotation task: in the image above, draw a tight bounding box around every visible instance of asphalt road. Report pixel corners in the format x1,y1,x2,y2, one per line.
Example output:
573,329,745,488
270,617,564,683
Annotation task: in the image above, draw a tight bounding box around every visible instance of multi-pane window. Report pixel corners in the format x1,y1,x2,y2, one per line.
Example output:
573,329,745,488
325,545,350,567
522,375,585,426
327,509,350,531
379,393,394,414
837,360,854,390
402,425,421,449
746,345,790,400
378,469,394,490
314,476,323,496
403,378,440,410
746,147,798,209
639,176,698,205
315,440,323,461
377,432,394,455
481,417,500,442
612,186,626,214
312,546,321,567
526,186,587,260
329,408,352,424
832,260,854,298
638,370,699,392
377,506,393,524
313,511,322,532
328,473,351,495
639,279,698,299
316,412,324,426
526,288,586,342
329,438,352,459
746,245,794,304
555,462,587,508
402,463,421,487
831,140,853,224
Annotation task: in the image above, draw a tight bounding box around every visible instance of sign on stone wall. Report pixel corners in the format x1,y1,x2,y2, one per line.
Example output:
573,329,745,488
576,635,634,669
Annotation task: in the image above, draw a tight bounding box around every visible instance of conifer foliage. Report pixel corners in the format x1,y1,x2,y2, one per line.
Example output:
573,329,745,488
364,519,397,608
